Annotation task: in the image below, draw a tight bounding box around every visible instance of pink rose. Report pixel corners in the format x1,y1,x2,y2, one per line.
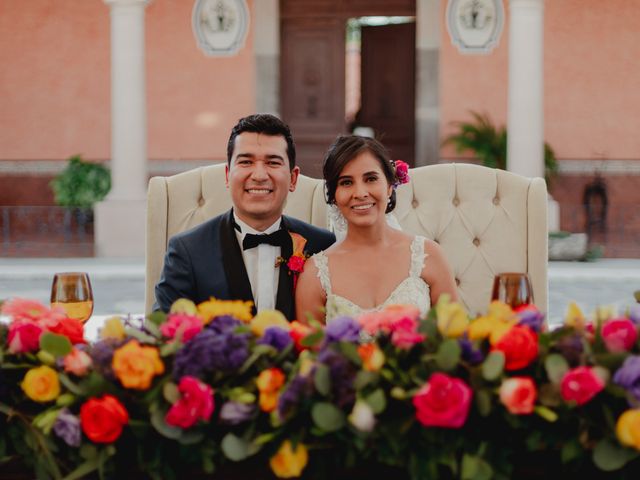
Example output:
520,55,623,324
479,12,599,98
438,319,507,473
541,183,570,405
357,305,421,336
63,348,92,376
165,376,214,429
499,377,537,414
160,313,203,343
389,317,425,349
413,373,472,428
394,160,410,185
287,255,306,273
560,366,605,406
602,318,638,353
1,298,65,328
7,321,43,354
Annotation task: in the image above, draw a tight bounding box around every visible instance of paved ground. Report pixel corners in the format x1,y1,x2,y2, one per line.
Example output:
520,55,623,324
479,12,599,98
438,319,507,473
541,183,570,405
1,257,639,328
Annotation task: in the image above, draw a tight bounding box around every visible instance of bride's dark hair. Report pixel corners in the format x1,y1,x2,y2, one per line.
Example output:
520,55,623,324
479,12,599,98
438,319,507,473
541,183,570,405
323,135,398,214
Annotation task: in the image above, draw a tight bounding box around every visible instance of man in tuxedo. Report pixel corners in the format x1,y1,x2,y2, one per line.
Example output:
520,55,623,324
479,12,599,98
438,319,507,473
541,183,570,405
154,114,335,319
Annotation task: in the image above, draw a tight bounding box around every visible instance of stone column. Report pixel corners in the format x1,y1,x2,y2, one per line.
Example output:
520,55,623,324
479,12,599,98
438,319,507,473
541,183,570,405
507,0,544,179
415,0,440,166
254,0,280,115
95,0,150,257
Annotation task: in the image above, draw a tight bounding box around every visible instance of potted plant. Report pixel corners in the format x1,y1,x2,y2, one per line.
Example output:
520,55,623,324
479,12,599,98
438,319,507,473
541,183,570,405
442,111,558,186
49,155,111,236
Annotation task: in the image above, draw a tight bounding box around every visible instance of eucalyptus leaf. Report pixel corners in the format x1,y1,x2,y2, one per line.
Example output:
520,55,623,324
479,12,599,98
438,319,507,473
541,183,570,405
163,382,180,404
147,311,167,327
39,332,72,358
354,371,379,390
221,433,250,462
365,389,386,414
476,389,492,417
338,342,362,365
312,402,346,432
301,330,325,347
314,363,331,396
436,339,461,371
481,351,505,381
592,439,638,471
461,454,493,480
545,353,569,385
178,430,205,445
150,408,183,440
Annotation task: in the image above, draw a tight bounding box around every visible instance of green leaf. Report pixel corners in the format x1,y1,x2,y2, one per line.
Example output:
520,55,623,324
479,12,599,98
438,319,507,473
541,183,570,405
311,402,346,432
461,454,493,480
79,444,98,460
163,382,180,404
481,351,505,381
58,373,88,396
365,389,386,414
178,430,205,445
147,311,167,327
545,353,569,385
476,389,492,417
300,330,324,347
61,458,102,480
39,332,72,358
561,440,583,464
354,371,379,390
314,363,331,396
221,433,250,462
534,406,558,422
150,408,182,440
338,342,362,365
592,439,638,471
436,339,461,371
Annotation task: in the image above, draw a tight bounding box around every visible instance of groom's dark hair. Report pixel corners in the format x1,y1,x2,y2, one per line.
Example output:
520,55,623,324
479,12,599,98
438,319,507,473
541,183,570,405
227,114,297,169
323,135,398,214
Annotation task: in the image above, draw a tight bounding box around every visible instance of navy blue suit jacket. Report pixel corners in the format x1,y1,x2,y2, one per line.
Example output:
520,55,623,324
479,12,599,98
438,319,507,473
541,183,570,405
154,209,336,320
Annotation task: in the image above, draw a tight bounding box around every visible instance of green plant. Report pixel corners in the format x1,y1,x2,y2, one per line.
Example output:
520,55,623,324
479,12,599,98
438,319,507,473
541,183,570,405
443,111,558,185
50,155,111,208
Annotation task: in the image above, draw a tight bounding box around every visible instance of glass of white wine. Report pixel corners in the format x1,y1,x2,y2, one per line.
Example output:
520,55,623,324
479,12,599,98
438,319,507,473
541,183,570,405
491,272,533,310
50,272,94,323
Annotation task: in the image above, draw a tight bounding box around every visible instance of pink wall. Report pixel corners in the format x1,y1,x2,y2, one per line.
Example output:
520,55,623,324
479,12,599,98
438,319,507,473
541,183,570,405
440,0,640,161
0,0,256,162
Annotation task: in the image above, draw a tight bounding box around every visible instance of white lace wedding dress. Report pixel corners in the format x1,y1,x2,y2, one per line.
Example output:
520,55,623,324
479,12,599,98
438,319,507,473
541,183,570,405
312,236,431,323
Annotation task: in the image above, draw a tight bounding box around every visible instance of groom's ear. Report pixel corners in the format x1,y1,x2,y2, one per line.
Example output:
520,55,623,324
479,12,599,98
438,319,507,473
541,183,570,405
225,164,230,188
289,166,300,192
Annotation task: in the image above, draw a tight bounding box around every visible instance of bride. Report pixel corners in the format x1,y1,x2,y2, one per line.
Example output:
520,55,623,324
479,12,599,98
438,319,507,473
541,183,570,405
295,135,458,323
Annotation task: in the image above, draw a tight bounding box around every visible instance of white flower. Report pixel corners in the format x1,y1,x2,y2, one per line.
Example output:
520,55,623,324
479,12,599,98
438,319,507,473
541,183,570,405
348,400,376,432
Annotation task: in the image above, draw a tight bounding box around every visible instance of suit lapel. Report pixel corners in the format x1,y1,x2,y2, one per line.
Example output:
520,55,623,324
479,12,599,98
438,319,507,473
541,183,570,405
220,210,255,309
276,216,294,319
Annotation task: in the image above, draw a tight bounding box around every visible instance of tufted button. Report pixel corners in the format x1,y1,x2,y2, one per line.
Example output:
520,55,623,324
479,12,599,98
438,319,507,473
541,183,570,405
198,197,205,207
472,237,480,246
452,197,460,206
493,196,500,205
411,198,419,208
455,278,460,286
433,238,439,244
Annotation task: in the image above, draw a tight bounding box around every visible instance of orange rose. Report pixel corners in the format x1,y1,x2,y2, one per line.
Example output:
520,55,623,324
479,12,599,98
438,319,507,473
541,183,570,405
357,343,385,372
256,368,286,412
112,340,164,390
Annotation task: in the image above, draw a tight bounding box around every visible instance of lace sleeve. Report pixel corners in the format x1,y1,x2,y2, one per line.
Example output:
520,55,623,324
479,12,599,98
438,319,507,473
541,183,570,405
312,252,332,295
409,236,429,278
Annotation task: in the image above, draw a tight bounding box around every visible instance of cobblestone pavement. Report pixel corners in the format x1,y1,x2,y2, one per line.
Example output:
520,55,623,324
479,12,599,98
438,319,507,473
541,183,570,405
1,258,639,329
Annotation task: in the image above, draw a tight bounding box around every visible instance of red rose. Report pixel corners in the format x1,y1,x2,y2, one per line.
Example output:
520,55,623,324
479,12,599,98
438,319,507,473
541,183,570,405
492,325,538,371
80,395,129,443
602,318,638,353
49,318,85,344
287,255,306,273
7,321,43,354
412,373,472,428
165,376,214,429
499,377,537,414
560,366,605,406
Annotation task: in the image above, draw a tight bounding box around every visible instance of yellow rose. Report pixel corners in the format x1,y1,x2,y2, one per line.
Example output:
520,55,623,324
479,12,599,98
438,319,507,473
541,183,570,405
616,409,640,450
112,340,164,390
436,301,469,338
487,301,516,322
269,440,309,478
467,315,516,344
21,365,60,403
169,298,199,315
564,302,585,329
197,297,253,324
100,316,126,340
251,310,290,337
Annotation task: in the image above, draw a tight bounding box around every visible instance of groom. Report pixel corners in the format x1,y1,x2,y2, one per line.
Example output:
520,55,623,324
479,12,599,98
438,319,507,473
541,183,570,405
154,114,335,319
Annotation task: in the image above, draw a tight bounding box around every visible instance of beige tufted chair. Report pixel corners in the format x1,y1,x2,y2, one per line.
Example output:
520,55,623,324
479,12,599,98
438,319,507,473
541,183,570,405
145,163,548,316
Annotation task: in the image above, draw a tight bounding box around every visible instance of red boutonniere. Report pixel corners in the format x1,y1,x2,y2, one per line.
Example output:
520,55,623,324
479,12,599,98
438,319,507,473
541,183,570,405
275,232,309,291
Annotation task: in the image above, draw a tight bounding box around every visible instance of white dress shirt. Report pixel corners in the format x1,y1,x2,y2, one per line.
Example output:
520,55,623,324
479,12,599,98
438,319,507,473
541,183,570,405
233,214,282,312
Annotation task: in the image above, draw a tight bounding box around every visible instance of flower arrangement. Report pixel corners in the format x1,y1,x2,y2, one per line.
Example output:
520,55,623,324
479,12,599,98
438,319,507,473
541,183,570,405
2,296,640,479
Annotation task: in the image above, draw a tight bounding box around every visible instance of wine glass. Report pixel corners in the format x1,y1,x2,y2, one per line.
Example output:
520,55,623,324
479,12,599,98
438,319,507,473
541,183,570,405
50,272,94,323
491,273,533,309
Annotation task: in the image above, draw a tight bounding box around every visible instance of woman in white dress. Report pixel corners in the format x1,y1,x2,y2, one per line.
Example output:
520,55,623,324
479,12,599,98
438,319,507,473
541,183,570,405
295,135,458,324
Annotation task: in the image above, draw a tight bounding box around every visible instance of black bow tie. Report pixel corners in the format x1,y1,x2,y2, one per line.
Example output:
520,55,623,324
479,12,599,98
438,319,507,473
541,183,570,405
242,228,290,250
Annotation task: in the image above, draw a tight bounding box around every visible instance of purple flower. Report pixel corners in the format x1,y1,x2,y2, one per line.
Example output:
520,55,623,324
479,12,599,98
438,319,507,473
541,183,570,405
458,338,484,365
277,374,315,420
517,309,545,332
53,409,81,447
318,348,357,408
324,316,361,344
629,304,640,325
89,339,127,380
173,316,250,380
554,334,584,367
219,401,256,425
258,327,293,351
613,355,640,403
